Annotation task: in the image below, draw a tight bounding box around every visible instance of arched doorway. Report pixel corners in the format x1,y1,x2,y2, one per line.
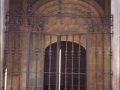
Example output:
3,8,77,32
44,41,86,90
3,0,113,89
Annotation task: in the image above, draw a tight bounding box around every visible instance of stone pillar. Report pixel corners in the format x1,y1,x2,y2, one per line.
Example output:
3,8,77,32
0,0,9,90
111,0,120,90
0,0,4,89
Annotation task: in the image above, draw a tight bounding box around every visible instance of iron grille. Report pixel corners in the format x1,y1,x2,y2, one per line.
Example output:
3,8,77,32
3,10,113,90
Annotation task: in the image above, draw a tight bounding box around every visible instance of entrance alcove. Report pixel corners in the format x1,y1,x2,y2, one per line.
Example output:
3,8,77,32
2,0,113,90
44,41,86,90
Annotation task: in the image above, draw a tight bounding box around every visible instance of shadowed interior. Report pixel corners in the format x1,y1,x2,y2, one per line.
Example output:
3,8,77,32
44,41,86,90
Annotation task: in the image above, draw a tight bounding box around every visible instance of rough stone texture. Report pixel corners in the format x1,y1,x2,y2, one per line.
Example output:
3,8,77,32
111,0,120,90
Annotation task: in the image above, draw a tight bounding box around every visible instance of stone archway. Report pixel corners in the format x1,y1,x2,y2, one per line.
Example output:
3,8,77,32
2,0,113,90
44,41,86,90
32,0,105,16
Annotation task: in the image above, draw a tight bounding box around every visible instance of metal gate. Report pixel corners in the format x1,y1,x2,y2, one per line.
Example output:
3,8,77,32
3,8,113,90
43,35,87,90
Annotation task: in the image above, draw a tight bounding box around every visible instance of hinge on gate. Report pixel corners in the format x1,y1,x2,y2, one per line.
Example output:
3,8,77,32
111,15,114,29
111,15,114,37
111,31,114,37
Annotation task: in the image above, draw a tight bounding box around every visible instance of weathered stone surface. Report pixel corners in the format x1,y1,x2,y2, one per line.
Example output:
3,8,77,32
111,0,120,90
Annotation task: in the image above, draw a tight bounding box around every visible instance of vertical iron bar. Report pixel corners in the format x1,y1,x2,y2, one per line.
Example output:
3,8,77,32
18,32,22,90
56,36,61,90
102,32,105,90
43,35,45,61
26,31,31,90
109,33,112,90
71,35,74,90
10,32,15,90
78,35,81,90
35,34,39,90
43,34,45,90
48,35,52,90
65,36,68,90
95,34,98,90
86,32,90,90
43,34,45,62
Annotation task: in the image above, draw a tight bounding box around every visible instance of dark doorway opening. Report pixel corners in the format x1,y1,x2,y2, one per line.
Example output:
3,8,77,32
44,41,86,90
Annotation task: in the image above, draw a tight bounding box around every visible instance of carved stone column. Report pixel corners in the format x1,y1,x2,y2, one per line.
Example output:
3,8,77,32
111,0,120,90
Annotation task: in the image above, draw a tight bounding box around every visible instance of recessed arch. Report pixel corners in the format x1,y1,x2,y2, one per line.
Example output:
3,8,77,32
32,0,105,16
31,0,105,34
44,36,86,50
3,0,113,90
44,41,86,90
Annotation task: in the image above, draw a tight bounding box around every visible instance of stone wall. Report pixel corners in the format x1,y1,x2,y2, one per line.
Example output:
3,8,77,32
111,0,120,90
